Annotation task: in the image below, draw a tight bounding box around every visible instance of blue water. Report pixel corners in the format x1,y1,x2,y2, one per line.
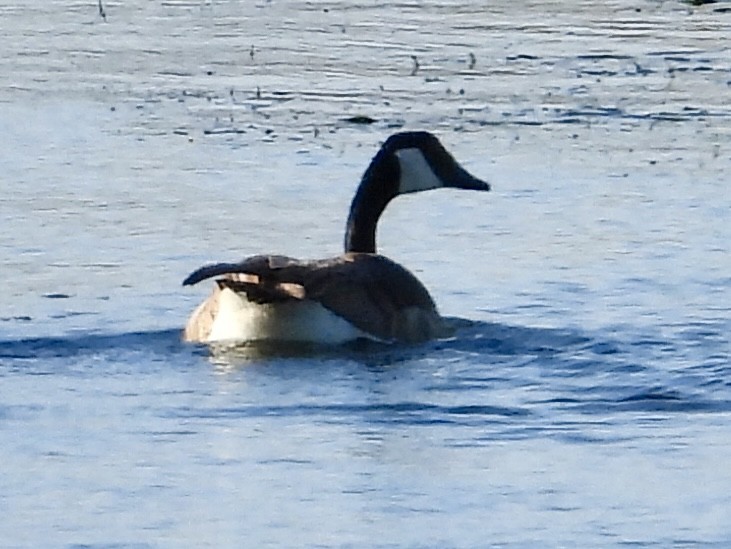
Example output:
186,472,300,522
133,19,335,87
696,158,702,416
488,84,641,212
2,318,730,546
2,0,731,547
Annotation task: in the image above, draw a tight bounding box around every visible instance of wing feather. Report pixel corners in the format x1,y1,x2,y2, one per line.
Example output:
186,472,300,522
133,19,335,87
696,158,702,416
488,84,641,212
182,255,301,286
183,253,441,341
302,254,438,340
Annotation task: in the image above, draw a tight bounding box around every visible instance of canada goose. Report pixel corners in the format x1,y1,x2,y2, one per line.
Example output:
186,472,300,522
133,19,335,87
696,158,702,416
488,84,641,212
183,131,490,344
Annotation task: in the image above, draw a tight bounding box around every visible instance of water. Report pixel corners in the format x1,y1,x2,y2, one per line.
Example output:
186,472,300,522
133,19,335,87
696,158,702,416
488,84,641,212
2,0,731,546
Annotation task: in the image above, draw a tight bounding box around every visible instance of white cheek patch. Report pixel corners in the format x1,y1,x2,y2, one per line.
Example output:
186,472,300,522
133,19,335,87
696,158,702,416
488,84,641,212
395,148,444,194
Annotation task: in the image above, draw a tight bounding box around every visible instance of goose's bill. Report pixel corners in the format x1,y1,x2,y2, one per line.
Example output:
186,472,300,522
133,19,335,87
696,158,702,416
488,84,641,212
450,167,491,192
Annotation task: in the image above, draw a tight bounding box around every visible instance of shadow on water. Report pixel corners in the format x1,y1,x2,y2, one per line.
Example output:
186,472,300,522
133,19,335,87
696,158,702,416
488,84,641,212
2,320,728,415
0,329,190,361
0,317,587,362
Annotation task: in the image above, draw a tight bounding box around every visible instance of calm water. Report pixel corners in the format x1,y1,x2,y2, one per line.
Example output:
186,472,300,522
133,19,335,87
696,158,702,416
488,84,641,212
2,0,731,547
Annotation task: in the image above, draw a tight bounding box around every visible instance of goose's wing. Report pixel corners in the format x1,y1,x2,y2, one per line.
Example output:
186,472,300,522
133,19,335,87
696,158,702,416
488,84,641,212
183,255,310,304
183,253,441,342
183,255,303,286
301,254,440,341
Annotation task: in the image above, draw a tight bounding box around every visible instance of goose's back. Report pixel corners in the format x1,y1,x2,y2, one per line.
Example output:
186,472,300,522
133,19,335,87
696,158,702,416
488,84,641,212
183,253,444,343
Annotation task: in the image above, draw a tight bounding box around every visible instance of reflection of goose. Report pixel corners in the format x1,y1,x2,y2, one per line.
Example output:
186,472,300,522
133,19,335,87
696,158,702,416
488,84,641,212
183,131,490,344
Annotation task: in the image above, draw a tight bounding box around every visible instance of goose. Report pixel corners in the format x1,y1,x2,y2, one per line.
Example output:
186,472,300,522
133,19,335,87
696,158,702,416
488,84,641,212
182,131,490,344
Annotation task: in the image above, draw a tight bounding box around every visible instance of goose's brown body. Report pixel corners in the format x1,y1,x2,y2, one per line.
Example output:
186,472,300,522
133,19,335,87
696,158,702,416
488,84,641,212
183,253,445,343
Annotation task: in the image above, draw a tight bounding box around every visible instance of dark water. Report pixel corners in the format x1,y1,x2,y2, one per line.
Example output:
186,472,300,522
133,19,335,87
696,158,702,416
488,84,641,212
2,0,731,547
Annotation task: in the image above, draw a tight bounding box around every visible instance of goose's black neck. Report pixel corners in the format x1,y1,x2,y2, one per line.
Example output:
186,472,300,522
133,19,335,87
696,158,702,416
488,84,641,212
344,147,400,253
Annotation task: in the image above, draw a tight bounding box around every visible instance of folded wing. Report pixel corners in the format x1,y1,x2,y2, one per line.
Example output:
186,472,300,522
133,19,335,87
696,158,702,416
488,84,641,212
183,253,440,341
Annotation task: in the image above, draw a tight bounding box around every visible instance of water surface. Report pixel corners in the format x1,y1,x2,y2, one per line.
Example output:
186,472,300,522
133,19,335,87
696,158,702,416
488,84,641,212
1,0,730,547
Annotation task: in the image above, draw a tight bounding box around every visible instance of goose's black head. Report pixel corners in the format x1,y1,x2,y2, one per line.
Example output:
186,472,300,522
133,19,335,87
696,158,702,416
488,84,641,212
344,131,490,253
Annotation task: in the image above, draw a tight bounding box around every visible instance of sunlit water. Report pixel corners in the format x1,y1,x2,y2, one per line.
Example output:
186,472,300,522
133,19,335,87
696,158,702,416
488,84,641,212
1,1,730,547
